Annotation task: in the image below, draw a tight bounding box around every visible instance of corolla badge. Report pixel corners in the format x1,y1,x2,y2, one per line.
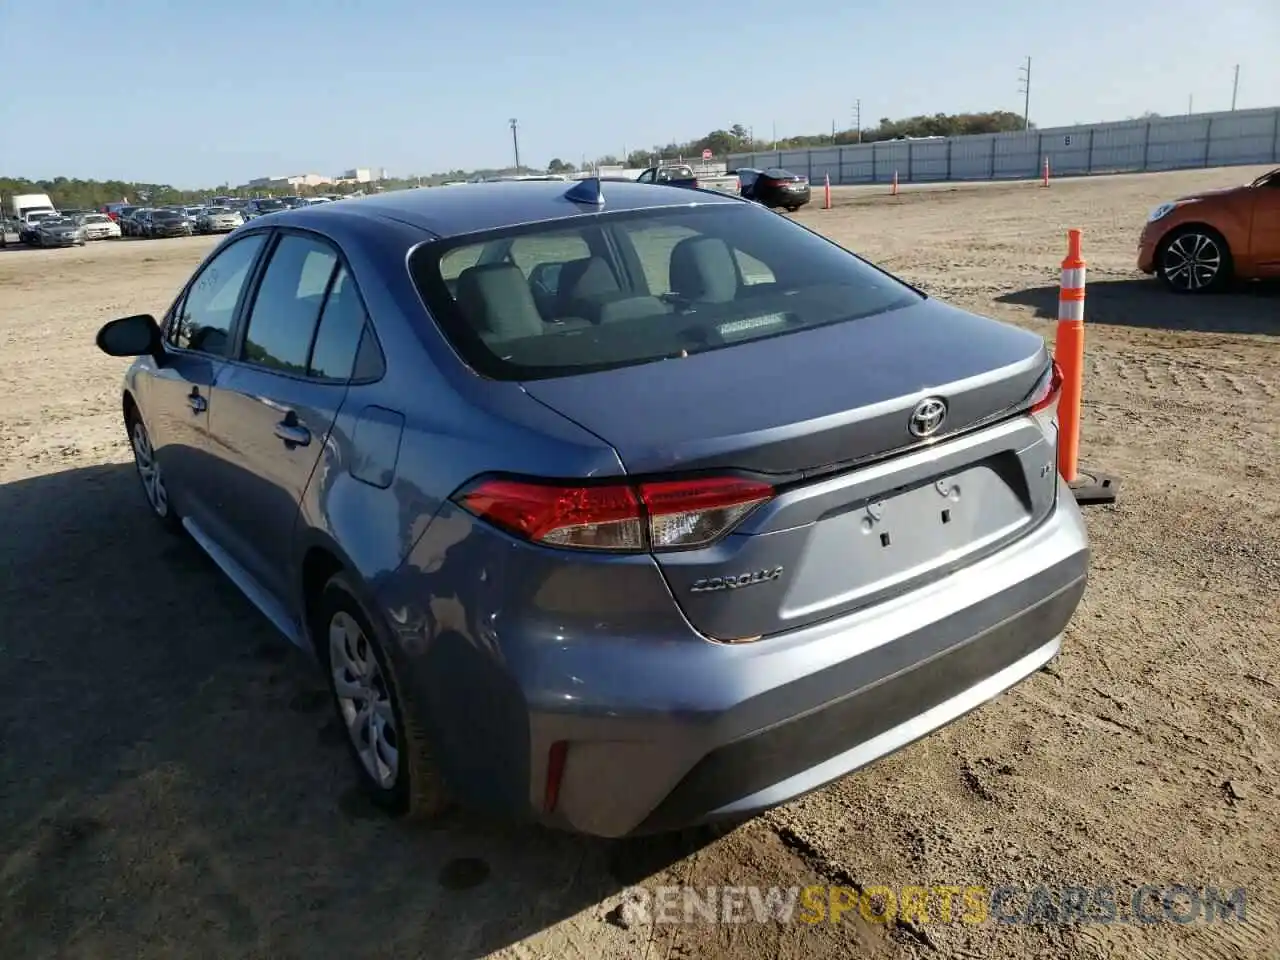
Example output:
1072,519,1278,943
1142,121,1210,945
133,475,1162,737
689,567,784,594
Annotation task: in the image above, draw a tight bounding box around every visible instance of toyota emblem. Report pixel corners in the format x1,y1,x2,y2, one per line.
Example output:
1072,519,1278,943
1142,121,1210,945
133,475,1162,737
908,397,948,438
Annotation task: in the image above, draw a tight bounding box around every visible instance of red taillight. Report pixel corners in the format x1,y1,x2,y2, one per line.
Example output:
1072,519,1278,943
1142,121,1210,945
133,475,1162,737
456,479,643,549
1029,360,1064,415
454,475,774,552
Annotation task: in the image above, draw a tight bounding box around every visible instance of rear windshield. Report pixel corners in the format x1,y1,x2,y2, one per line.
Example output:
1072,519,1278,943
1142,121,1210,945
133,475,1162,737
763,168,799,179
408,203,920,381
154,210,182,220
256,199,285,211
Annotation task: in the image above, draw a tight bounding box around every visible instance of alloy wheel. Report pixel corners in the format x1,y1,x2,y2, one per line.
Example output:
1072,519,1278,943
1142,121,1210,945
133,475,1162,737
329,611,399,789
1162,232,1222,291
130,419,170,517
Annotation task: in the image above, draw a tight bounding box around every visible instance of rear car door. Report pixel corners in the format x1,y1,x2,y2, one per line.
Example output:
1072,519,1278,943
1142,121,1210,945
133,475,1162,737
206,231,372,602
149,231,269,533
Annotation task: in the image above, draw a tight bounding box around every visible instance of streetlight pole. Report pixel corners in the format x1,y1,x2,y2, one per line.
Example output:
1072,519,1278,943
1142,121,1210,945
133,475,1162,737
1231,65,1240,111
509,118,521,172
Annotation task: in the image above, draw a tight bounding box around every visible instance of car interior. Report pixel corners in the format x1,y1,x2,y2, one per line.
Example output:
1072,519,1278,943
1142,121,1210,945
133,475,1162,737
447,229,772,347
423,211,916,376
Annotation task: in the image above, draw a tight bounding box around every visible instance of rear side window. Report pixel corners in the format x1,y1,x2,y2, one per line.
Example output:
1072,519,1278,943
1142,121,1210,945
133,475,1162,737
240,234,338,373
309,267,376,381
408,203,919,381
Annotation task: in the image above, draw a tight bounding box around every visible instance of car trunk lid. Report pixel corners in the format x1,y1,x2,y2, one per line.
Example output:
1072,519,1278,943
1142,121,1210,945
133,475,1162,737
521,299,1060,640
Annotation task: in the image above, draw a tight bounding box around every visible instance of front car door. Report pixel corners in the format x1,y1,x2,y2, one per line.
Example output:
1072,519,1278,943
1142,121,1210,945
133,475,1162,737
145,231,270,532
206,230,374,604
1248,171,1280,276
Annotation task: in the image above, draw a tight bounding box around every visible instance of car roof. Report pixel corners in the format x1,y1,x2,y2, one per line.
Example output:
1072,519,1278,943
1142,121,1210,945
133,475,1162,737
271,179,741,240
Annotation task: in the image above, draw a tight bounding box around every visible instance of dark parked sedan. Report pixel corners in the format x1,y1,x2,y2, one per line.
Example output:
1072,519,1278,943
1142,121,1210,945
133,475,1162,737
96,179,1088,837
740,167,812,211
33,216,86,247
243,197,288,219
147,209,194,238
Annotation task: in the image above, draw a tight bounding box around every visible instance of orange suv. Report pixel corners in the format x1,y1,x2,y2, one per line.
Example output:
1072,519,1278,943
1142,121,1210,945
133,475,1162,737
1138,167,1280,292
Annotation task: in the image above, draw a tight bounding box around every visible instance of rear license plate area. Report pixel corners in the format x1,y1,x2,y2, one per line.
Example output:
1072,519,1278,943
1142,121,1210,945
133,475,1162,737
782,462,1033,615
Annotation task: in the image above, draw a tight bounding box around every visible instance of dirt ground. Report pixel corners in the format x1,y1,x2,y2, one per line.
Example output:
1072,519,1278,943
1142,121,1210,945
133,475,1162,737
1,166,1277,960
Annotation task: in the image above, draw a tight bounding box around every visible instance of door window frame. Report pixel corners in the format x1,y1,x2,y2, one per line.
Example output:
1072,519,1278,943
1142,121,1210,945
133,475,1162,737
163,228,273,358
225,226,387,386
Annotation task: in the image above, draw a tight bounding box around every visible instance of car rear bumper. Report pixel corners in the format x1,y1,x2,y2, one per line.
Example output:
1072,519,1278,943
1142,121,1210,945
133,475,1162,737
378,483,1089,838
760,191,811,208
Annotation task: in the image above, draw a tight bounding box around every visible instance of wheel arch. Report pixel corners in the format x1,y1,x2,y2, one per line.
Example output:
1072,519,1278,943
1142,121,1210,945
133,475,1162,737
296,530,384,659
122,389,138,422
1157,220,1235,260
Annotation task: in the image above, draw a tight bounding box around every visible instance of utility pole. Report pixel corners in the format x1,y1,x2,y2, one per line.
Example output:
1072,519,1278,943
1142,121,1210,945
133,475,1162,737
1231,64,1239,110
1188,94,1194,116
853,99,862,142
1017,57,1032,130
509,118,520,172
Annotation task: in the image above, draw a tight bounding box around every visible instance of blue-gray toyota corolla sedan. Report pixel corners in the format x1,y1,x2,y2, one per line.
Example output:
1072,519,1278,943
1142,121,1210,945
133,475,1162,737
96,179,1089,837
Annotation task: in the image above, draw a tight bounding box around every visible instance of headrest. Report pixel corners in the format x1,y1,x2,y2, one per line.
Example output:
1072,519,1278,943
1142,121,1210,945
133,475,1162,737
669,236,739,303
455,263,545,341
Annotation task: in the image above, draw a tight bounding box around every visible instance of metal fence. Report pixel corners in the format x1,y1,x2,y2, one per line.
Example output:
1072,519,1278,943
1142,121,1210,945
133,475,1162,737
726,106,1280,185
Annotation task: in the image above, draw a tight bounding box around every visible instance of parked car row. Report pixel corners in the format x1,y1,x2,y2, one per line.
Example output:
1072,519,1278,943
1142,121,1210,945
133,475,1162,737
115,204,234,238
107,195,338,240
13,210,122,247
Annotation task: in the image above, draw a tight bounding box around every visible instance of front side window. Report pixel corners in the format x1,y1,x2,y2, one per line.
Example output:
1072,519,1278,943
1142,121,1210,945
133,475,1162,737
240,234,338,374
170,232,268,355
409,204,919,381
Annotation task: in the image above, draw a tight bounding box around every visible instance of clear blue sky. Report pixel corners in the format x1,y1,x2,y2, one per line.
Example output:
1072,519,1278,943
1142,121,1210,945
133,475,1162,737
2,0,1276,187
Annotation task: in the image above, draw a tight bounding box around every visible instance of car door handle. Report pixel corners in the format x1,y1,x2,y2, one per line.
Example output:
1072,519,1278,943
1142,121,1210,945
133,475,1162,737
187,389,207,413
274,417,311,447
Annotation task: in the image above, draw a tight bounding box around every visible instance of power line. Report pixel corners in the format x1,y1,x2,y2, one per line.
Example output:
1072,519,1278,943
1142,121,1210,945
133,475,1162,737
1017,57,1032,130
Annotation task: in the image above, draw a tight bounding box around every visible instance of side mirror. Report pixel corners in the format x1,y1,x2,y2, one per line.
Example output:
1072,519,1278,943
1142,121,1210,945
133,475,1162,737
96,313,162,359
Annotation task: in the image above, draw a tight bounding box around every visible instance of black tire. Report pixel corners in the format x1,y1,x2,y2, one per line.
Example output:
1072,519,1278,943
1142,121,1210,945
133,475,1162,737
315,572,450,819
124,405,183,535
1156,225,1233,294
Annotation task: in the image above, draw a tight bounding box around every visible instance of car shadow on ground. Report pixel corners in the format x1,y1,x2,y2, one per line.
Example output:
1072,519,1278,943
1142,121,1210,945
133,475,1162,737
995,278,1279,336
0,463,723,959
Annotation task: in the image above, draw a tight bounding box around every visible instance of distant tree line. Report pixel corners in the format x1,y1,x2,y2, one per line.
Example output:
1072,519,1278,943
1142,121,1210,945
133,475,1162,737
2,110,1033,207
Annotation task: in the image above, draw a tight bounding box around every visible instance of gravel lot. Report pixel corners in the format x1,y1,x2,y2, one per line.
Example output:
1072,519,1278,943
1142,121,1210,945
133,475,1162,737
2,166,1276,960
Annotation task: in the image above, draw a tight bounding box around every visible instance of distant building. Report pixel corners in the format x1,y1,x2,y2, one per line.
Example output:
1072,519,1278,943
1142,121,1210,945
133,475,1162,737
336,168,373,184
246,173,332,190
